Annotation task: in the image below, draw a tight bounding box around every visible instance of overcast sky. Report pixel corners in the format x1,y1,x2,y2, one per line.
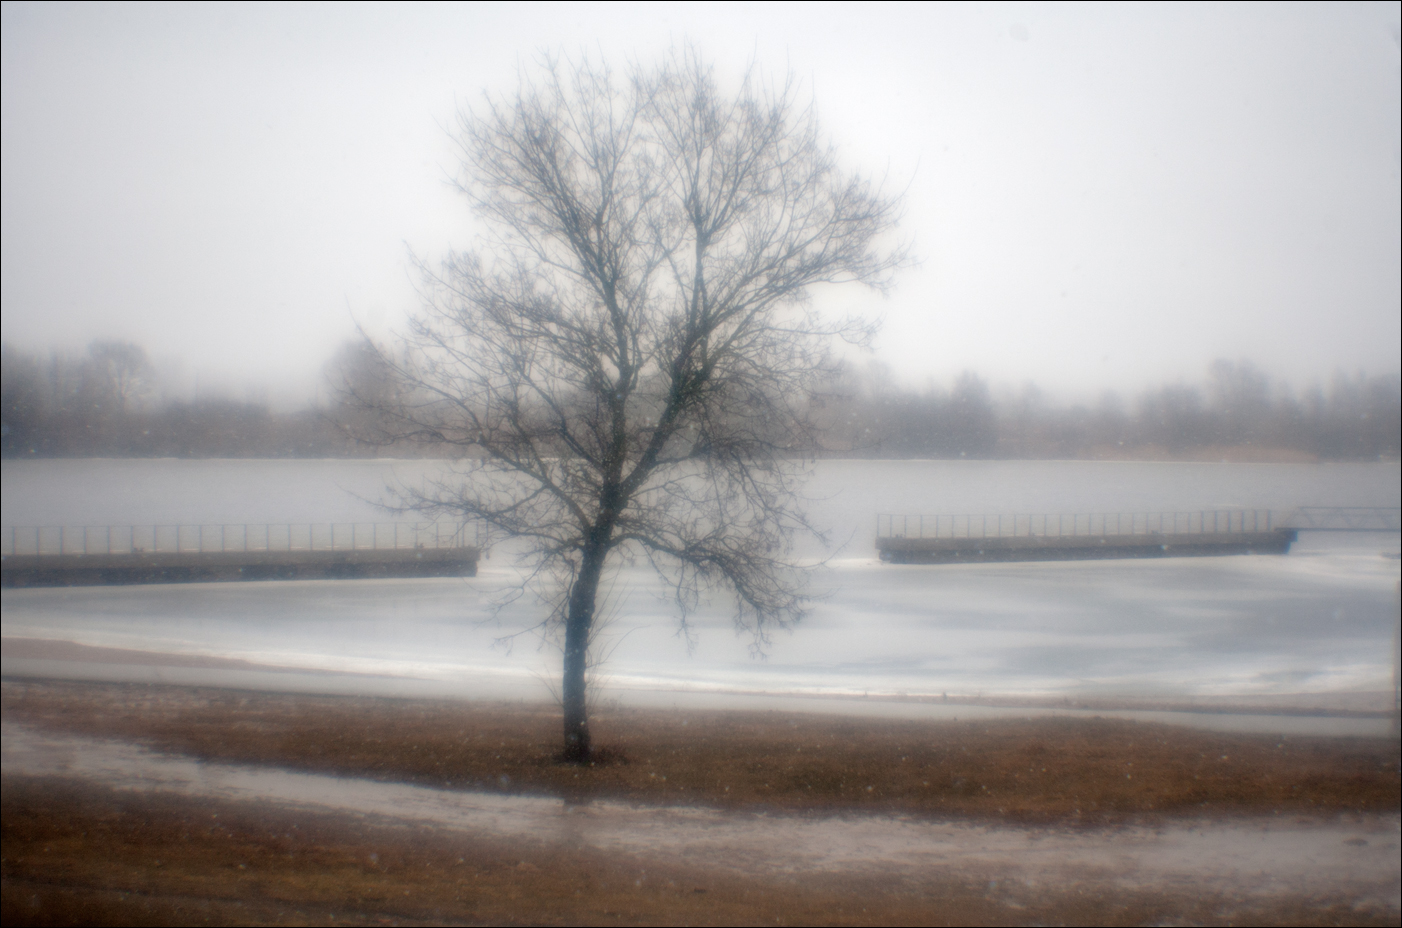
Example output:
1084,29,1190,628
3,2,1398,404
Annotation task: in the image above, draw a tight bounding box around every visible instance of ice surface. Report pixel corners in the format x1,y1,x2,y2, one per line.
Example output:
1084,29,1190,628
3,459,1399,721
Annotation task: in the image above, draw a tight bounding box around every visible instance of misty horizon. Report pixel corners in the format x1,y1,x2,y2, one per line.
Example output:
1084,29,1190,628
4,333,1401,412
3,4,1398,400
4,338,1396,461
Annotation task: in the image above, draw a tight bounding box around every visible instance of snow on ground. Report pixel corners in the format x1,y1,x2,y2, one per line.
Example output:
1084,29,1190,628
4,720,1398,913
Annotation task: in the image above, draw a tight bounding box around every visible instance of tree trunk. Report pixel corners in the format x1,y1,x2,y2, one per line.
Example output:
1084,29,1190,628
560,542,606,763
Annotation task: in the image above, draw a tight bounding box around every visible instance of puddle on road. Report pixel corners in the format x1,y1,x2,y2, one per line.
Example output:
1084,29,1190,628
3,720,1398,910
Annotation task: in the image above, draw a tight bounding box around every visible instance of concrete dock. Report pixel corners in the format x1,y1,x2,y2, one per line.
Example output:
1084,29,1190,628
1,547,479,587
875,509,1298,564
877,529,1296,564
2,521,480,587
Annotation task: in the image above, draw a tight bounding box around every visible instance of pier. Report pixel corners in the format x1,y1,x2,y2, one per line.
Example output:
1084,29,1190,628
876,510,1298,564
1,522,481,587
1278,507,1401,533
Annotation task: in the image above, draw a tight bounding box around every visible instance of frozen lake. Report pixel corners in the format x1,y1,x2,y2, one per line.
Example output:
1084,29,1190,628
3,458,1399,730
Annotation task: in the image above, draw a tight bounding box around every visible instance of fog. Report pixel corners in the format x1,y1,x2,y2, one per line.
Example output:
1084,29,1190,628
4,341,1398,460
3,7,1399,920
3,4,1399,399
3,0,1399,761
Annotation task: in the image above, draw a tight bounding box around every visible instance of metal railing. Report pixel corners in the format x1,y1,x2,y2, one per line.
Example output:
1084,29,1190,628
1278,507,1400,533
877,510,1276,540
3,521,485,557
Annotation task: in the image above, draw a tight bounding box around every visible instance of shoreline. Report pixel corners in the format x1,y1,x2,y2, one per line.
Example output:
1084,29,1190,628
5,678,1397,823
3,637,1396,742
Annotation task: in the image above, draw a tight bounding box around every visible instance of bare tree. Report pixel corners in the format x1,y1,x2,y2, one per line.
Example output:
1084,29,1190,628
325,339,412,451
85,340,156,415
351,49,904,762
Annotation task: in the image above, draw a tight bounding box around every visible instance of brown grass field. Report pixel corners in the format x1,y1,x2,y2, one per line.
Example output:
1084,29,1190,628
3,679,1399,926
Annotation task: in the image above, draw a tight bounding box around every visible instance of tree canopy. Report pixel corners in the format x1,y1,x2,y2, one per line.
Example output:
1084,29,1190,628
348,49,905,760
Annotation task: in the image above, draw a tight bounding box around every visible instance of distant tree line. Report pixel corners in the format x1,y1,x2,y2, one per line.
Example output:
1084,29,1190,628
2,342,1397,461
819,359,1400,461
0,341,355,457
